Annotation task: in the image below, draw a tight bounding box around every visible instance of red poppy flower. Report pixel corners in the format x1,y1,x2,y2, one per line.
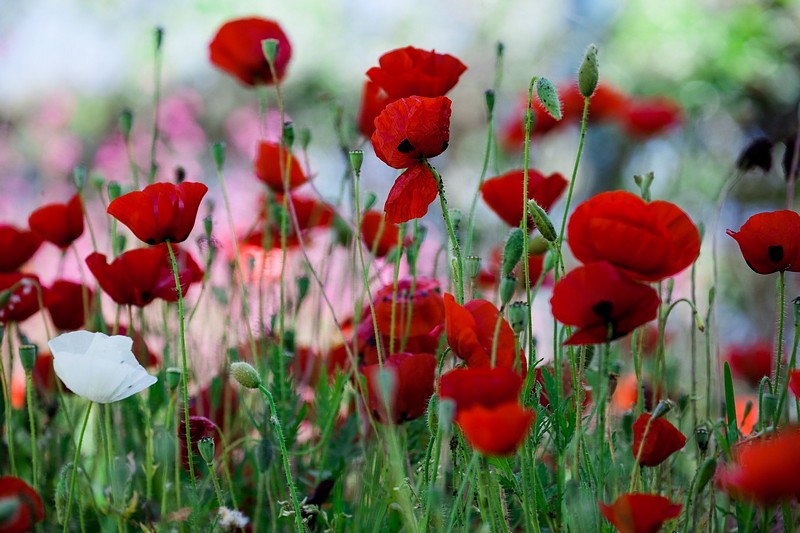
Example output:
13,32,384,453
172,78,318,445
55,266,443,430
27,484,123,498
372,96,451,169
0,476,45,533
254,141,308,193
599,493,681,533
86,244,203,307
373,277,444,338
356,311,442,367
209,17,292,87
107,181,208,245
366,46,467,100
363,352,436,423
28,194,84,249
383,163,440,224
727,210,800,274
550,262,660,345
716,428,800,504
0,273,41,324
357,80,391,138
44,280,93,331
439,366,522,413
534,363,592,410
632,413,687,467
480,169,568,228
0,225,41,272
619,97,682,139
456,402,534,456
360,210,401,257
725,341,774,388
444,293,519,370
567,191,700,282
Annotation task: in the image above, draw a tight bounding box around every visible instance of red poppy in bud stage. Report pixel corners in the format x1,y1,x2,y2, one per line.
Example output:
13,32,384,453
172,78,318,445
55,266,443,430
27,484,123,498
28,194,84,249
373,277,444,338
550,262,660,345
534,363,592,410
444,293,519,370
209,17,292,87
0,273,41,324
107,182,208,245
357,80,391,137
480,169,567,228
716,428,800,505
0,476,45,533
724,341,774,388
620,97,682,139
363,352,436,423
372,96,451,169
383,163,440,224
632,413,687,467
457,402,534,456
439,366,522,413
727,210,800,274
366,46,467,101
360,210,401,257
599,493,681,533
0,225,41,272
254,141,308,193
86,245,203,307
44,280,93,331
568,191,700,282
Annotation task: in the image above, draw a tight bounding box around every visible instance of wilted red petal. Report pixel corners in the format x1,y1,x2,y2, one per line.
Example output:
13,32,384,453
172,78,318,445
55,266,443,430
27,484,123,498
360,211,401,258
727,210,800,274
439,366,522,413
480,169,567,228
568,191,700,282
620,97,682,139
0,225,41,273
632,413,687,467
457,402,534,456
363,352,436,424
551,262,660,345
373,277,444,338
0,476,45,533
366,46,466,100
254,142,308,192
599,493,681,533
384,163,439,224
28,194,84,249
44,280,93,331
209,17,292,87
108,182,207,245
371,96,451,169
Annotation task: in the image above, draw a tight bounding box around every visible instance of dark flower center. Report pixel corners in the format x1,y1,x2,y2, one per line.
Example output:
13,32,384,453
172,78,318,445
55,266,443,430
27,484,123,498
397,139,415,153
768,245,784,263
591,300,614,319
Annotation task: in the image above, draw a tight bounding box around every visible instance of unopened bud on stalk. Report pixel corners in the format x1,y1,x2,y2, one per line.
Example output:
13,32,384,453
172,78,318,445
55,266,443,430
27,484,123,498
231,361,262,389
527,235,550,255
107,182,122,202
464,256,482,280
633,172,654,201
652,399,674,419
535,77,561,121
198,436,215,464
485,90,495,114
212,142,226,171
261,39,279,66
502,228,524,276
296,275,310,304
528,200,557,242
166,367,182,390
73,166,87,192
299,128,311,151
19,345,36,374
695,425,710,453
203,215,213,241
119,109,134,140
349,150,364,174
500,275,516,306
695,457,717,495
448,209,463,231
115,235,126,253
508,301,529,334
363,192,377,211
760,393,777,423
577,44,599,98
154,27,164,51
282,122,295,149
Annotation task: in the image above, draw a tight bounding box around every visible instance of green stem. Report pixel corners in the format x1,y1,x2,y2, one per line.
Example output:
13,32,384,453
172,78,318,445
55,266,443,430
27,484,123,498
148,28,163,184
774,271,786,401
26,373,38,492
426,161,464,304
556,96,591,263
64,402,93,533
2,325,16,475
257,385,304,532
205,459,225,509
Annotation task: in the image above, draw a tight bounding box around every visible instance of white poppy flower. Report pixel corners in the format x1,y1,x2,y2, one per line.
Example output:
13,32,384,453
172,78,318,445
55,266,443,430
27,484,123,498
48,330,157,403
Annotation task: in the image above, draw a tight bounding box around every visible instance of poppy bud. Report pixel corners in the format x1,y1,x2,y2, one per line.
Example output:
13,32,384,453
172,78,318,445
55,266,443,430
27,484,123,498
607,372,618,399
464,256,482,279
198,436,215,464
154,26,164,51
500,275,517,306
652,399,674,419
502,228,524,276
363,192,377,211
485,90,495,114
19,344,36,374
55,462,71,525
73,166,87,192
107,181,122,202
633,172,654,202
212,141,226,171
333,216,353,246
115,235,126,254
695,425,710,453
261,38,279,66
535,77,562,121
528,200,557,242
296,275,310,305
695,457,717,495
760,392,777,425
621,410,634,442
448,208,463,231
349,150,364,174
508,301,529,334
299,128,311,151
203,215,213,241
528,235,549,255
231,361,262,389
282,122,295,149
166,367,182,390
256,437,274,472
736,137,773,172
577,44,599,98
119,109,134,140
